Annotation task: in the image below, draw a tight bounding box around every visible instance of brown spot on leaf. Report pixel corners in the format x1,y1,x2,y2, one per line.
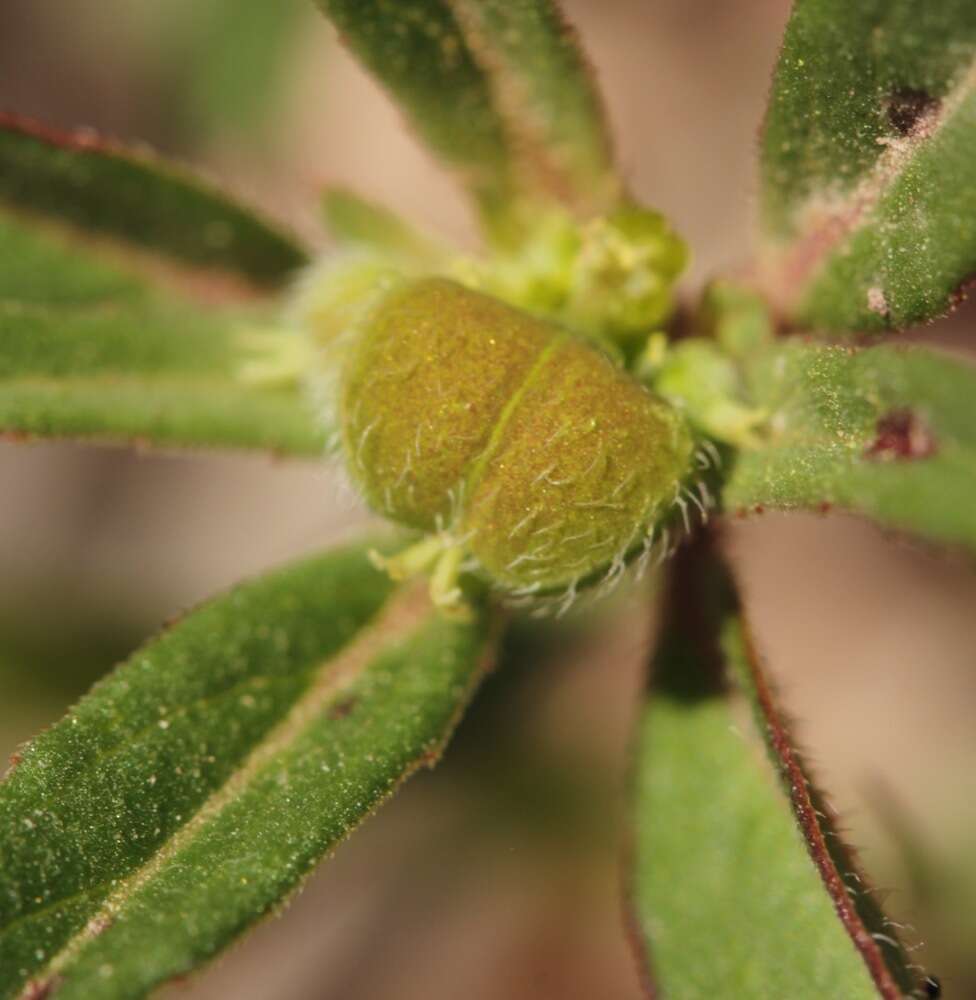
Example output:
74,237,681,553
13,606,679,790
2,751,23,784
865,409,937,462
85,913,112,937
866,286,888,316
327,696,358,721
886,87,939,136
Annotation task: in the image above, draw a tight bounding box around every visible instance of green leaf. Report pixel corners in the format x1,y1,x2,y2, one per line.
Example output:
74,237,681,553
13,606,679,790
0,214,324,455
0,543,493,1000
317,0,520,226
316,1,618,234
758,1,976,331
446,0,618,212
724,341,976,552
322,187,444,263
630,540,920,999
162,0,311,140
0,114,309,288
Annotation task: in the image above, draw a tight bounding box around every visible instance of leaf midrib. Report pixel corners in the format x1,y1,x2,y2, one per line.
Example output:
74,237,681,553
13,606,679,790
2,672,298,820
760,52,976,311
0,665,326,940
0,296,141,316
19,582,429,992
0,373,256,389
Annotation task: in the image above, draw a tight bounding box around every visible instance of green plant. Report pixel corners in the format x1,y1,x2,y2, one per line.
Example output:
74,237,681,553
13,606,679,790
1,1,973,997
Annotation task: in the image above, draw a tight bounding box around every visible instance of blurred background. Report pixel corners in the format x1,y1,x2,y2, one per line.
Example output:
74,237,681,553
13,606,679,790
2,1,975,996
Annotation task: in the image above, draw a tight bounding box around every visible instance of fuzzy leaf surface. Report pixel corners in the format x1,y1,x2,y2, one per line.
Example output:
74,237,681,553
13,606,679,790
725,341,976,552
447,0,617,212
0,114,308,288
160,0,311,139
317,0,519,222
759,0,976,331
630,542,918,999
0,214,324,454
0,544,492,1000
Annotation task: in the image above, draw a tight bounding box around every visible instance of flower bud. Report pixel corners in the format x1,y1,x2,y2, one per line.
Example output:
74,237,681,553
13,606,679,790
567,205,688,341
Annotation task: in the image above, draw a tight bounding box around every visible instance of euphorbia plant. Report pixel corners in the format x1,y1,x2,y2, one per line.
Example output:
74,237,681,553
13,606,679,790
0,1,973,997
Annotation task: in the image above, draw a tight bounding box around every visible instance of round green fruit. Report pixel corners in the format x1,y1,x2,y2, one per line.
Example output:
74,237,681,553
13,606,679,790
338,277,694,597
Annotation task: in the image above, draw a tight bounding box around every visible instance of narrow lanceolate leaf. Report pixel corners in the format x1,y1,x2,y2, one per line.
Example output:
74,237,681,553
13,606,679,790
322,187,444,264
758,1,976,331
0,113,308,288
724,341,976,553
0,543,493,1000
161,0,311,139
0,214,324,454
723,619,922,1000
317,0,520,224
630,538,921,999
446,0,618,212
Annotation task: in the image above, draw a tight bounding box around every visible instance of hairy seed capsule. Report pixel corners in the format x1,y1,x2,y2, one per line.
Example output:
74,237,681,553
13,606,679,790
338,277,693,594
